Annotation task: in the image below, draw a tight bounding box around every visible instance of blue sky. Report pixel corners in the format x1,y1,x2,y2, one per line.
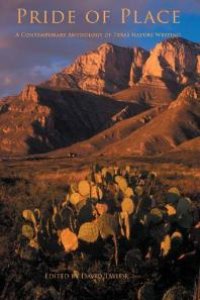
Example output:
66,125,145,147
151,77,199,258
0,0,199,98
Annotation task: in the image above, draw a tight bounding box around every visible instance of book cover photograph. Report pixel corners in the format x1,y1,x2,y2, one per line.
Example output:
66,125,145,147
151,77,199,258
0,1,200,299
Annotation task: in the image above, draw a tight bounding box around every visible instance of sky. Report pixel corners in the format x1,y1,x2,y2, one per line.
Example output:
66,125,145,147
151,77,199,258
0,0,199,98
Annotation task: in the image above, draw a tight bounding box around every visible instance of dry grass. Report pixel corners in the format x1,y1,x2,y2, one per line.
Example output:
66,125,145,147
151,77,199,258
0,154,199,300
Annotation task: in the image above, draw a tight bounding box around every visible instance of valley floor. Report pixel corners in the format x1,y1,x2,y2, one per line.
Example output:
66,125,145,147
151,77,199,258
1,150,200,196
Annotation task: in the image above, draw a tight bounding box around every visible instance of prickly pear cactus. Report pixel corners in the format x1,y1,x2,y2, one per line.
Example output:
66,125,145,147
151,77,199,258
166,187,180,204
70,193,82,206
165,204,176,216
78,201,95,225
97,213,118,239
91,185,103,200
135,186,144,196
17,164,199,298
22,210,37,227
121,197,135,215
78,180,90,197
147,208,163,225
177,197,192,215
162,285,190,300
78,222,99,243
115,176,128,192
160,235,171,256
22,224,35,240
59,228,78,252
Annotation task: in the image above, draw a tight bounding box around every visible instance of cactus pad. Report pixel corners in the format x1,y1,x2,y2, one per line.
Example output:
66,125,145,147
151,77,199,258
22,210,37,227
135,186,144,196
78,222,99,243
101,167,108,177
94,172,102,184
148,208,163,224
97,213,118,239
124,187,134,197
166,187,180,204
78,201,94,224
165,204,176,216
177,213,193,229
91,185,103,200
121,198,135,215
160,234,171,256
70,193,82,206
171,231,183,251
96,203,108,215
29,238,39,250
120,211,130,239
115,176,128,192
60,228,78,252
177,197,192,215
78,180,90,197
22,224,35,240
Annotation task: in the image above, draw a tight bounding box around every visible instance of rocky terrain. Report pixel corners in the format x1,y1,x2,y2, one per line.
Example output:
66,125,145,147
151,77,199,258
43,37,200,101
1,37,200,300
141,38,200,86
0,37,200,158
0,85,145,156
43,43,149,95
47,84,200,158
102,84,200,156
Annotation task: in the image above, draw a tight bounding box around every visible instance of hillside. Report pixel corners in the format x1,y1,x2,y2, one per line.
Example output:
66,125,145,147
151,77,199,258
101,84,200,156
0,85,140,156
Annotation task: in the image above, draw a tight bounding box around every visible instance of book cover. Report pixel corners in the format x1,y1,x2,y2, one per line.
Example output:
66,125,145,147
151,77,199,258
0,1,200,299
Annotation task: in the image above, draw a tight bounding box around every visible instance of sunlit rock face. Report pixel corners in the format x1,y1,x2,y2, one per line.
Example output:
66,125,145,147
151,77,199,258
141,38,200,86
44,38,199,96
44,43,149,95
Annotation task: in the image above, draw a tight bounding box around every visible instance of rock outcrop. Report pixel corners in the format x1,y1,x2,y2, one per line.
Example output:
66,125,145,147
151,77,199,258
43,43,149,95
141,38,200,86
20,85,40,102
43,38,200,97
169,83,200,108
1,37,200,157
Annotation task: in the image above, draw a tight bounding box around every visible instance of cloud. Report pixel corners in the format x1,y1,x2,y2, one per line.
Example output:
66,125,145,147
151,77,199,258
0,0,199,98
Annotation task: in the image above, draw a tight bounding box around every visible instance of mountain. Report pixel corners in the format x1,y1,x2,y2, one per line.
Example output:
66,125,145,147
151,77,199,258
0,85,142,156
141,38,200,86
112,82,175,106
44,38,200,95
43,43,149,95
48,84,200,158
52,83,200,158
42,38,199,106
100,84,200,156
175,137,200,152
48,106,166,157
0,37,200,158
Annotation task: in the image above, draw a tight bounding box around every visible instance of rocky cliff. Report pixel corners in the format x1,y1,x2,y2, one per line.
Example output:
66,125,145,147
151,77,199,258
1,37,200,157
43,43,149,94
141,38,200,86
43,38,200,96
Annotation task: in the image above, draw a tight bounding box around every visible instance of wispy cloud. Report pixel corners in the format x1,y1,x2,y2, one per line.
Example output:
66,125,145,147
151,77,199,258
0,0,199,98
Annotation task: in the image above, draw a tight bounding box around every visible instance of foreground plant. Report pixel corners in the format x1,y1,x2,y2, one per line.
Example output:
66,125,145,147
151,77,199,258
16,164,200,299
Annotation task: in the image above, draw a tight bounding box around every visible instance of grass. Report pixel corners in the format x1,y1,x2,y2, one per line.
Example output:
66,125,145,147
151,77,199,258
0,154,200,299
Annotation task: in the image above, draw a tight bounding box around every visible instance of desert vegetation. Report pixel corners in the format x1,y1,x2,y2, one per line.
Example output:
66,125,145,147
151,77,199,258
0,164,200,299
